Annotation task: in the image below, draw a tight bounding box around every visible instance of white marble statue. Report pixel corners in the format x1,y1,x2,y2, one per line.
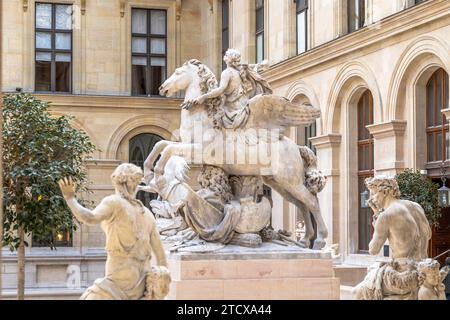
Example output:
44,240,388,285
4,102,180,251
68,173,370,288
141,48,327,249
141,156,272,251
417,259,449,300
58,163,170,300
353,175,447,300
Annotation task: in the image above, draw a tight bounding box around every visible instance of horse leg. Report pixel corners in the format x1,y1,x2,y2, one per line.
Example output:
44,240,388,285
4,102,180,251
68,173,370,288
277,181,328,250
143,140,177,183
262,177,314,248
153,143,200,176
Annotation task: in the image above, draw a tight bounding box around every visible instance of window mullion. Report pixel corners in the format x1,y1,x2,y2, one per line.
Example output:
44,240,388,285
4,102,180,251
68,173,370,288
147,10,151,95
51,5,56,92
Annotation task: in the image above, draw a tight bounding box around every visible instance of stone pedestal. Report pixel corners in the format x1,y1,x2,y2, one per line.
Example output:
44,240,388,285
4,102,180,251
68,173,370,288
167,243,340,300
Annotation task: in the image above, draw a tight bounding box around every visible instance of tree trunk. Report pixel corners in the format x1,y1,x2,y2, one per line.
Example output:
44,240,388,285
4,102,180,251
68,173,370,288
17,225,25,300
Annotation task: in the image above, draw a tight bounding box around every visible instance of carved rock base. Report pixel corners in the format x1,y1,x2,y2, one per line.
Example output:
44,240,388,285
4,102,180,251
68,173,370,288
166,243,340,300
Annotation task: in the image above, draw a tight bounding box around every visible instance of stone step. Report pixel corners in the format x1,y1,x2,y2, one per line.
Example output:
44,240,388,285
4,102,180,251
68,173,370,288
1,287,84,300
333,265,367,286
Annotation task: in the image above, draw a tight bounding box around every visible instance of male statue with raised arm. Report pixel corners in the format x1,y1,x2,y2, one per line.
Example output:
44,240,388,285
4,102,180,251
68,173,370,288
58,163,170,300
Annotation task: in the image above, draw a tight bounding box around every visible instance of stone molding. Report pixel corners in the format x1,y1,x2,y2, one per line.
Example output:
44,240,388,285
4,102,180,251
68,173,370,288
309,133,342,150
34,94,182,110
366,120,407,138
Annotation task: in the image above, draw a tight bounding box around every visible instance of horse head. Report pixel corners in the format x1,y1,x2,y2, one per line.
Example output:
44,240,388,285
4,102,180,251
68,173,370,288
159,59,218,99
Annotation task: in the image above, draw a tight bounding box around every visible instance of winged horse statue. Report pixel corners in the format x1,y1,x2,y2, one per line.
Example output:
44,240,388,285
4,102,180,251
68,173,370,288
142,50,328,249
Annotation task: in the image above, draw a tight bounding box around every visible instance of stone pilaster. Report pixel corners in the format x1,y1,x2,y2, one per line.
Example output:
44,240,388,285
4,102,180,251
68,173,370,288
310,134,342,246
366,120,407,175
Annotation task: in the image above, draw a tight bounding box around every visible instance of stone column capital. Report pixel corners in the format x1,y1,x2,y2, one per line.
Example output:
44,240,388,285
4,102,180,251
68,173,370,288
309,133,342,150
441,108,450,120
366,120,407,138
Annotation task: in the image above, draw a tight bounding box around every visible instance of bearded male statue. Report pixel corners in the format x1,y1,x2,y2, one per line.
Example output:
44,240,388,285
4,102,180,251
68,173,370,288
58,163,170,300
353,175,432,300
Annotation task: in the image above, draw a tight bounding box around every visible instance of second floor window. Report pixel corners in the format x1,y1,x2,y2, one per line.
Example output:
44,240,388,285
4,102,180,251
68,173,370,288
347,0,365,33
35,3,73,93
255,0,264,63
132,9,167,96
296,0,308,54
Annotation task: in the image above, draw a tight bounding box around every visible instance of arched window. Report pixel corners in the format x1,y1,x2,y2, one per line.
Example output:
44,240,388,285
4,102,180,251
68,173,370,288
129,133,163,207
357,90,374,252
426,68,449,163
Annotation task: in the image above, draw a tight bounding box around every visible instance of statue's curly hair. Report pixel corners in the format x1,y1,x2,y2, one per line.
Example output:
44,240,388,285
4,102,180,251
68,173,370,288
111,163,145,209
365,175,401,199
198,166,233,203
417,259,440,286
185,59,224,129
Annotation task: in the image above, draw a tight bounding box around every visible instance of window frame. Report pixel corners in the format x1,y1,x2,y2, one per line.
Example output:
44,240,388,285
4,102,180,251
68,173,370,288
426,68,449,164
131,8,168,97
221,0,230,70
304,121,316,154
357,90,374,253
347,0,366,34
255,0,265,63
295,0,308,55
34,2,73,93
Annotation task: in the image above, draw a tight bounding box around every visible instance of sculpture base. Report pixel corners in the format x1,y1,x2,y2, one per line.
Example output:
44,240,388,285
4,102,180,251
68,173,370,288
166,243,340,300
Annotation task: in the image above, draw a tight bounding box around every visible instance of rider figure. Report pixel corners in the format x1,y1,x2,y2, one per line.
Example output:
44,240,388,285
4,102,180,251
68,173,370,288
193,48,272,129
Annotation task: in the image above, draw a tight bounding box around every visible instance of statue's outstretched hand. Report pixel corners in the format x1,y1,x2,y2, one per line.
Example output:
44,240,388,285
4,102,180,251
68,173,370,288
58,177,76,200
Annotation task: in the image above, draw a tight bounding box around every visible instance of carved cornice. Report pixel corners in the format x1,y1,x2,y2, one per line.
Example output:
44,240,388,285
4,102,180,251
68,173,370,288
309,133,342,149
366,120,407,138
263,0,450,85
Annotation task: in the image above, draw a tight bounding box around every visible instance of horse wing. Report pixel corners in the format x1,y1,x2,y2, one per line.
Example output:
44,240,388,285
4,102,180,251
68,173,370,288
247,94,321,130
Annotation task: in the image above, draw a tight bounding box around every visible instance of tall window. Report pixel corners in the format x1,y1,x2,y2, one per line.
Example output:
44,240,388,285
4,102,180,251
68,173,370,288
296,0,308,54
132,9,167,96
426,69,449,163
357,90,374,252
347,0,365,33
35,3,73,92
255,0,264,63
305,122,316,153
129,133,163,207
222,0,229,70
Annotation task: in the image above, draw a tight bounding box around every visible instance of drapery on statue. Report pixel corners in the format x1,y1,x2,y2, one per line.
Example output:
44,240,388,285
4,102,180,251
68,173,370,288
353,175,448,300
141,48,328,249
58,164,171,300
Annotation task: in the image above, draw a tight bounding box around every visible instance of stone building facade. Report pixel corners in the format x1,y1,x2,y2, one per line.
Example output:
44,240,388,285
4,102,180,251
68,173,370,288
1,0,449,298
